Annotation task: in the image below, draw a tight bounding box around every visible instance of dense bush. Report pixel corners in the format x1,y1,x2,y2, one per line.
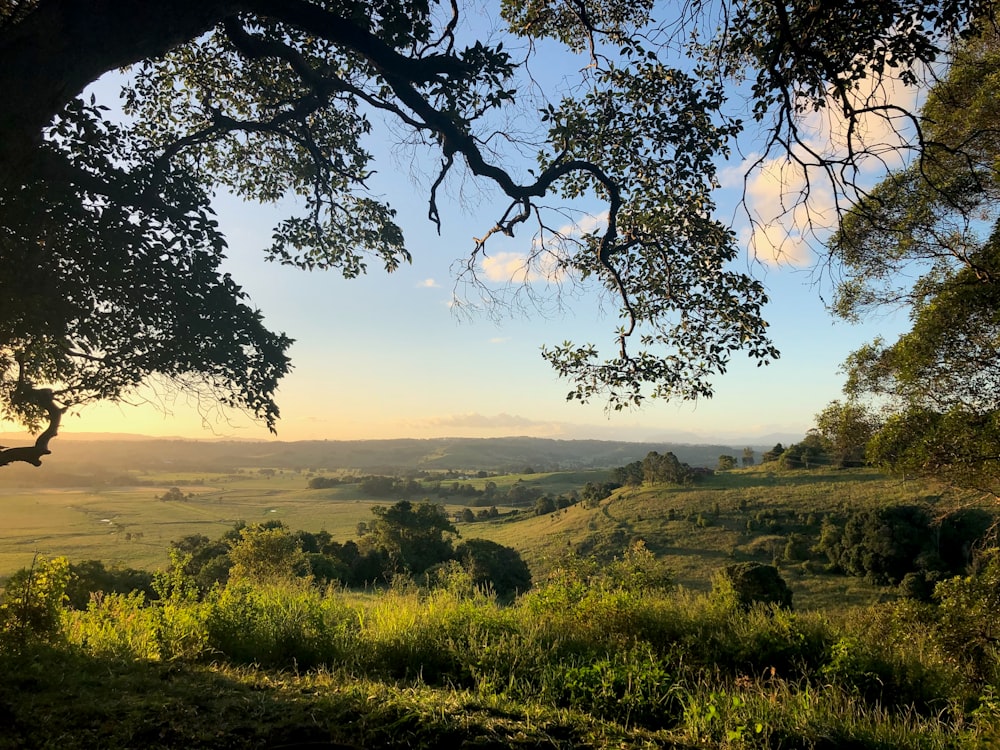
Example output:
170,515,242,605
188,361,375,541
452,539,532,599
65,560,156,610
717,562,793,610
817,505,990,586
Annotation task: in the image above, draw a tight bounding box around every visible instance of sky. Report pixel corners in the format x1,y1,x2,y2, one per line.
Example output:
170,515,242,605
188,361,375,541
2,9,917,447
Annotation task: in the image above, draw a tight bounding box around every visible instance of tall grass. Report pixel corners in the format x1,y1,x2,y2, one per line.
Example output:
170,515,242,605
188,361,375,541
5,553,999,748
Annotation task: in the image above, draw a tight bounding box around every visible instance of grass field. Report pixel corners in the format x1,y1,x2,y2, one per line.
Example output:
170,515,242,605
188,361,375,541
3,463,999,749
1,464,988,614
0,468,597,579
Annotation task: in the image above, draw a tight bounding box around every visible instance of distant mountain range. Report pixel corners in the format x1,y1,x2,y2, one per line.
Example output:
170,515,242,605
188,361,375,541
0,435,795,481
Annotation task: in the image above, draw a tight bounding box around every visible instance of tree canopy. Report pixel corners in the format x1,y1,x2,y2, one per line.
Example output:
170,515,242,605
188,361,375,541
831,11,1000,492
1,0,994,465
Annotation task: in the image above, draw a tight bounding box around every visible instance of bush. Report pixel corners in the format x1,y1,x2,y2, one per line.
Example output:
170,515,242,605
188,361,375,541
717,563,792,611
0,556,71,652
452,539,532,599
204,581,351,668
65,560,156,610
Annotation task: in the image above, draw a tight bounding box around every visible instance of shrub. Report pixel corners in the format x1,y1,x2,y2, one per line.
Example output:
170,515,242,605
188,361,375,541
452,539,532,599
204,581,353,668
0,556,71,652
717,563,792,611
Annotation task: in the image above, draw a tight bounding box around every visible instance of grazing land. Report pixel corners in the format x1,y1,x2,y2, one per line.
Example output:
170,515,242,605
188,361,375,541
2,438,999,749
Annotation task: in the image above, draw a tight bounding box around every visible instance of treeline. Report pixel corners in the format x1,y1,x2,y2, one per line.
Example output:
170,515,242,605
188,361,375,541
49,500,531,606
309,472,557,507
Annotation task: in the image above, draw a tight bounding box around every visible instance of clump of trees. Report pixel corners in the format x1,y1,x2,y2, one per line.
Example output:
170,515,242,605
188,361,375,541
167,500,531,599
815,506,993,592
613,451,705,486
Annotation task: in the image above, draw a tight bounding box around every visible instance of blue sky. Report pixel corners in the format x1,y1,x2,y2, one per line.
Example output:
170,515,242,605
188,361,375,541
5,11,915,446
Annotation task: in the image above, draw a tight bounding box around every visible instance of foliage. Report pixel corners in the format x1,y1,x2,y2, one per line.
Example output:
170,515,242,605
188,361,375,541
0,0,806,464
367,500,456,576
0,555,70,651
716,562,793,611
814,400,879,468
65,560,156,610
776,433,830,469
760,443,784,464
812,505,989,586
833,15,1000,492
717,454,737,471
8,527,1000,747
452,539,532,600
227,523,308,582
934,548,1000,682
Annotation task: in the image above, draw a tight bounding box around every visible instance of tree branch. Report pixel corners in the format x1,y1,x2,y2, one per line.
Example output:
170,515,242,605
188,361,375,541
0,387,65,467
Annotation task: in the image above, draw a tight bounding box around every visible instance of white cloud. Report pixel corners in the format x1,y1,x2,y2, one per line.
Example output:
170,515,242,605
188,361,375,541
417,278,439,288
481,251,541,284
735,70,922,265
489,336,510,344
478,210,609,284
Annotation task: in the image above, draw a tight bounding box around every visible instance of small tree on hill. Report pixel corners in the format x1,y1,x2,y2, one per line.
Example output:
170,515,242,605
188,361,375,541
718,562,793,611
761,444,785,463
453,539,532,600
717,454,737,471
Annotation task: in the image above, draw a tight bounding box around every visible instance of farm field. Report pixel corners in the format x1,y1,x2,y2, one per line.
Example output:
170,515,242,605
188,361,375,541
0,468,596,579
0,473,378,577
3,461,986,614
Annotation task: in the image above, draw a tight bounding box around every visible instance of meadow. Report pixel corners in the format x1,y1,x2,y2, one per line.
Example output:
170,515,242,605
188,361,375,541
0,467,595,580
0,464,975,611
2,458,998,748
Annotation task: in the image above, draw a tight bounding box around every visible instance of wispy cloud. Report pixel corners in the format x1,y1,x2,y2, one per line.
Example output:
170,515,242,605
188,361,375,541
733,71,921,265
417,278,440,288
478,210,609,284
489,336,510,344
405,412,571,437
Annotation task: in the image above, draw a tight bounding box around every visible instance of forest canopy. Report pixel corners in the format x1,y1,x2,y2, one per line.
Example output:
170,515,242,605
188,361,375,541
0,0,994,466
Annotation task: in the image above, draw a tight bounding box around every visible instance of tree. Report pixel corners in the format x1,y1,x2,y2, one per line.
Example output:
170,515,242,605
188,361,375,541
534,495,557,516
820,506,938,585
831,14,1000,492
452,538,532,600
778,432,829,469
1,0,989,465
814,400,878,468
641,450,690,485
227,523,306,582
741,448,755,468
717,454,737,471
760,443,785,464
366,500,456,576
611,460,644,487
717,562,792,611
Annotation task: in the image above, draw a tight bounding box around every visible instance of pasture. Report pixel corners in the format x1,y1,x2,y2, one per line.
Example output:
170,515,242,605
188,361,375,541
1,461,991,614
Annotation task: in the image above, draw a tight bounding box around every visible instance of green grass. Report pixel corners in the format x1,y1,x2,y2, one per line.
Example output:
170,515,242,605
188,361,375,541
0,468,605,580
3,558,999,749
1,464,988,616
469,466,979,610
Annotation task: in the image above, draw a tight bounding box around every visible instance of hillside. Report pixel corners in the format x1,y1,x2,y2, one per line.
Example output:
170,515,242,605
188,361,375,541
0,435,751,486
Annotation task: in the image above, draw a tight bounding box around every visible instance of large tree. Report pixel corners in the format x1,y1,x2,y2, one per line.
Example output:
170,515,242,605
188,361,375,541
0,0,991,466
831,11,1000,492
